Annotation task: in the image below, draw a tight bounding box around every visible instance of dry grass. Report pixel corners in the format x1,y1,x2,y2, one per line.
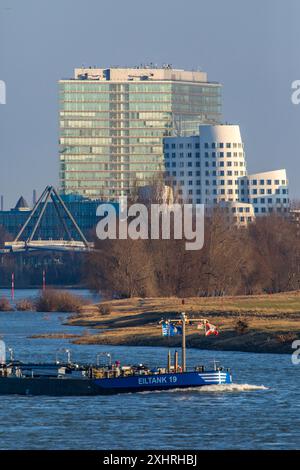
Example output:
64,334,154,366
0,297,13,312
16,299,35,312
66,292,300,354
35,290,85,313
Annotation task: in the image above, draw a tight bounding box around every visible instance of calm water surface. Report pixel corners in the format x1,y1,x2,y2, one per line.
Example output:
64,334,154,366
0,289,299,450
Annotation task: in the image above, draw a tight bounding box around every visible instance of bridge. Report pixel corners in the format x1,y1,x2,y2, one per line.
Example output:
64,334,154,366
2,186,96,254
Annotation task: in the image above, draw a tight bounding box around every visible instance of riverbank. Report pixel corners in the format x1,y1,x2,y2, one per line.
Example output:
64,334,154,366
64,292,300,354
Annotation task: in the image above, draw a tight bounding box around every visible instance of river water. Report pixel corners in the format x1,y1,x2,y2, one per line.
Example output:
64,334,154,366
0,289,299,450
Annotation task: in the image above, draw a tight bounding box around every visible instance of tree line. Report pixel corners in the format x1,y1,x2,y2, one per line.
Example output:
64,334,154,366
84,210,300,298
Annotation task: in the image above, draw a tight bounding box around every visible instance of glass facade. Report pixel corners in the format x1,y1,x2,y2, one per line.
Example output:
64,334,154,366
59,71,222,200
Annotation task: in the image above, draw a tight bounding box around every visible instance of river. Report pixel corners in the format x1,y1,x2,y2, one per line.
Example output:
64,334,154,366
0,289,299,450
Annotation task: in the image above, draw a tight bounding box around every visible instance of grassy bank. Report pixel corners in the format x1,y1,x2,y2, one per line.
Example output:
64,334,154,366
64,292,300,354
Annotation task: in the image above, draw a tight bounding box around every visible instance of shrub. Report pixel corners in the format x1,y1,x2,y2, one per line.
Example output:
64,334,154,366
98,304,112,316
234,318,249,335
0,297,13,312
16,299,35,312
35,290,84,313
275,333,298,344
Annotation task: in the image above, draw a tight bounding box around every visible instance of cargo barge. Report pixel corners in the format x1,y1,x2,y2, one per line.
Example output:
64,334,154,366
0,313,232,396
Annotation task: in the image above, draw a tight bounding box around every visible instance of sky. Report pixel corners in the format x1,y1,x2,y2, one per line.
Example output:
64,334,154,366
0,0,299,208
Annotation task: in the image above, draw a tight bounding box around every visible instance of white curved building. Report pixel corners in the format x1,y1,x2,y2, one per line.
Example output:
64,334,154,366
163,124,289,220
164,124,247,206
247,169,289,215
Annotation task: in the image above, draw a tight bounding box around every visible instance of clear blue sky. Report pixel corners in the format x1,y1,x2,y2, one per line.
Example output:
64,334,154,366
0,0,299,208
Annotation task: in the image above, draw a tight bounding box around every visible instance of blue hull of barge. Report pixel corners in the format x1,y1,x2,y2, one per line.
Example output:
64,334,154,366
93,370,232,394
0,371,232,396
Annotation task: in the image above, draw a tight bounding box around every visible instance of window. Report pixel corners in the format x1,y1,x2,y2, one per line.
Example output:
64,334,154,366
260,180,265,185
204,143,209,148
226,143,231,148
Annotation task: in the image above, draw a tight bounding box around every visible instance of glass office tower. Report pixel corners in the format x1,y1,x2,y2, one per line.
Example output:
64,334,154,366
59,66,222,200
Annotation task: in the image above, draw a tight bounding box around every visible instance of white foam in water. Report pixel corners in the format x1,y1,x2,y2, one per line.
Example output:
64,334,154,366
139,384,268,395
194,383,269,393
